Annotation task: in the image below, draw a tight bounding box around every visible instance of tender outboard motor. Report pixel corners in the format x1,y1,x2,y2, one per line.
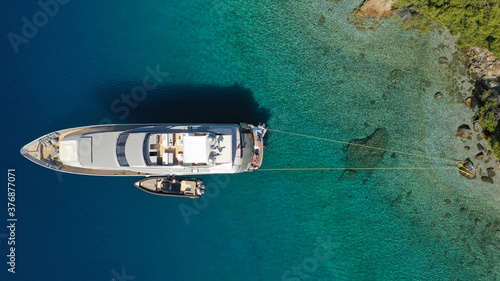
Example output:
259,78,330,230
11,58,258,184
257,123,267,138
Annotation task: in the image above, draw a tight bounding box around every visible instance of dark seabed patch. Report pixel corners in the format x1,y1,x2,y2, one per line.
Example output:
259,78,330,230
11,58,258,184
343,128,389,168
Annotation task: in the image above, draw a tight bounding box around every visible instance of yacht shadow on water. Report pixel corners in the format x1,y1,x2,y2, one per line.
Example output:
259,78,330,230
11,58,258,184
100,83,271,125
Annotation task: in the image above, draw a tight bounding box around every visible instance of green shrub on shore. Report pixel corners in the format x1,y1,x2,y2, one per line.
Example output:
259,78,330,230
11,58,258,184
488,138,500,159
477,90,500,159
396,0,500,56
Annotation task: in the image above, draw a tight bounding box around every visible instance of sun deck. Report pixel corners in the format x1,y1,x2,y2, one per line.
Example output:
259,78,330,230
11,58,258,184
146,132,233,166
147,133,185,166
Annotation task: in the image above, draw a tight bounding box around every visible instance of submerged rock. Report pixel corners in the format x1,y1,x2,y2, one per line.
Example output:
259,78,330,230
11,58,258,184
477,143,485,151
475,152,485,161
481,176,494,184
389,69,403,80
487,167,496,178
438,57,449,65
457,124,472,139
344,128,389,168
458,159,476,179
339,169,358,181
318,14,326,26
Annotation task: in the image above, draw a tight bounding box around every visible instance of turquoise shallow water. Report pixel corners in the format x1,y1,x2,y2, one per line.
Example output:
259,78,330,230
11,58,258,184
1,0,500,280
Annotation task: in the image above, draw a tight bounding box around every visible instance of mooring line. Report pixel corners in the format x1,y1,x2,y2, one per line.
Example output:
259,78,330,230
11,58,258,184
268,129,460,165
457,163,475,177
259,167,458,171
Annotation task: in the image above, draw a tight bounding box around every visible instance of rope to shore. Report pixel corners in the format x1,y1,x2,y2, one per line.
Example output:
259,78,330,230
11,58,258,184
267,128,460,165
259,167,458,171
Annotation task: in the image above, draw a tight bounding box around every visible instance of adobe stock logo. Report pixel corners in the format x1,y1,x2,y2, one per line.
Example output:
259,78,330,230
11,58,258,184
7,0,71,54
282,237,341,281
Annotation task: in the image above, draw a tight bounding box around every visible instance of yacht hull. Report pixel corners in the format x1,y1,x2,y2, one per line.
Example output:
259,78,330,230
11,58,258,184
21,123,266,176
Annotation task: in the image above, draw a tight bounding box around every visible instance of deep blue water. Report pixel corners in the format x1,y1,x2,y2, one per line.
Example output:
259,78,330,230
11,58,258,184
2,0,500,280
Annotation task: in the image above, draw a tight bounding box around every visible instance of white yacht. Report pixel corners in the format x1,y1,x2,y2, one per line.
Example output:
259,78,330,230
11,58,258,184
20,123,267,176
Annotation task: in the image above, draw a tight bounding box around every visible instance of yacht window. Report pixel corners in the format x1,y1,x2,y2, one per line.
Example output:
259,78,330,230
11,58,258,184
116,134,129,166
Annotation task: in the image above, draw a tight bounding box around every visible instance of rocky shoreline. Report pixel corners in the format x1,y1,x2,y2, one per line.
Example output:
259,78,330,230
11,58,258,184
350,0,500,183
455,46,500,183
341,1,500,275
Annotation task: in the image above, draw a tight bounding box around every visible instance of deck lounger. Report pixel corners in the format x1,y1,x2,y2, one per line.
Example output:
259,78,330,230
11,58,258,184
162,152,174,165
162,134,174,146
150,155,158,165
149,134,158,150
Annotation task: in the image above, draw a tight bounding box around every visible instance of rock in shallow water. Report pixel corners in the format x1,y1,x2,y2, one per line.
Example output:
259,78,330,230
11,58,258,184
344,128,389,168
354,0,396,18
339,169,358,181
459,159,476,179
349,0,395,30
457,124,472,139
318,14,326,26
481,176,494,184
389,69,403,80
475,152,485,161
438,57,449,65
487,167,496,178
434,92,443,100
465,97,472,107
473,120,481,132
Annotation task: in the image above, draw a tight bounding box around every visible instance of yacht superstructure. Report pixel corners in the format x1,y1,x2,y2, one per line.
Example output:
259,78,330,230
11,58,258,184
20,123,267,176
